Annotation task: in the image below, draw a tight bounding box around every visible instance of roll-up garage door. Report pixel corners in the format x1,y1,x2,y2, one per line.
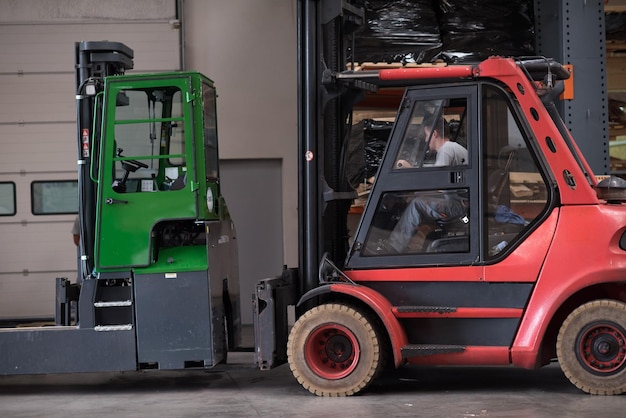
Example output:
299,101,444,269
0,0,180,320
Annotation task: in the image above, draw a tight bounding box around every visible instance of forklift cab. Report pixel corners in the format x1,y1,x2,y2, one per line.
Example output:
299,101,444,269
346,81,551,269
95,73,221,270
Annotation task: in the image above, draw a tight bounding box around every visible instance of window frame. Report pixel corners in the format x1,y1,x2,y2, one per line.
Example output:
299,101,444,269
479,82,555,262
0,181,16,216
31,180,78,215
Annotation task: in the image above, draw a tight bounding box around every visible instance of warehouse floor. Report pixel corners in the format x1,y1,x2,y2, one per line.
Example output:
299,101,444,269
0,328,624,417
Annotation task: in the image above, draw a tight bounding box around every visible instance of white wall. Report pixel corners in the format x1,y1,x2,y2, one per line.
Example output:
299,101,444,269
184,0,299,268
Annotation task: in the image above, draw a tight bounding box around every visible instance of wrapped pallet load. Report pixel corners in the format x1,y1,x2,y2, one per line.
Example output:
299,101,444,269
436,0,535,63
351,0,442,64
349,0,535,65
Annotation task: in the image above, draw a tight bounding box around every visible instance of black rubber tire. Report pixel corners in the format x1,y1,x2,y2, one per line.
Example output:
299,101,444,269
556,299,626,395
287,303,383,396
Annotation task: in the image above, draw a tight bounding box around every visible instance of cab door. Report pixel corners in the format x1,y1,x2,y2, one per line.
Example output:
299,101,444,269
96,77,197,269
347,85,480,270
344,82,556,351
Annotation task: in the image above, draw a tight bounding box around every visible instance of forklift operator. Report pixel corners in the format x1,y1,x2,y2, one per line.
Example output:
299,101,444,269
396,116,467,168
384,116,468,253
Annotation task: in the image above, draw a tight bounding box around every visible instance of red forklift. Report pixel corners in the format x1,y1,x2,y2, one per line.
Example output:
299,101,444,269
254,0,626,397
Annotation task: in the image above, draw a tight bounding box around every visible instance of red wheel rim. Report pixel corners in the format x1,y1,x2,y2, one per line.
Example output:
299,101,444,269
576,322,626,375
304,323,360,380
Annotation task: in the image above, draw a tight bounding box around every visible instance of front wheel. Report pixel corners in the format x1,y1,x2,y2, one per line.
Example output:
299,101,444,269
556,299,626,395
287,303,384,396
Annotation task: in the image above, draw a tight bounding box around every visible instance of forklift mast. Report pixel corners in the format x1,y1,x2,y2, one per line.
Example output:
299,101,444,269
298,0,364,295
75,41,134,281
253,1,365,370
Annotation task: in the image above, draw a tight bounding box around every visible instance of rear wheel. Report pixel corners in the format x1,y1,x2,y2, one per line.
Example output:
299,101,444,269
287,303,383,396
556,299,626,395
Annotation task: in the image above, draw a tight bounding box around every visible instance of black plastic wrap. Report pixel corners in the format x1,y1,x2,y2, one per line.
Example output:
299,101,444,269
344,119,394,189
351,0,442,64
348,0,535,65
436,0,535,63
344,120,367,188
364,119,394,179
606,12,626,42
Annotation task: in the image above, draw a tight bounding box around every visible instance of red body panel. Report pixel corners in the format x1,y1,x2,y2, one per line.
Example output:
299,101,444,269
483,211,558,282
512,204,626,367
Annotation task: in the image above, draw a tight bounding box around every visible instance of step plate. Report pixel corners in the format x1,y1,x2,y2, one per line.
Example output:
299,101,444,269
395,306,457,314
401,344,466,358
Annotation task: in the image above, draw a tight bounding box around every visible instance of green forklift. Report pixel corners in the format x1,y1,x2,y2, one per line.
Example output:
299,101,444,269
0,41,241,373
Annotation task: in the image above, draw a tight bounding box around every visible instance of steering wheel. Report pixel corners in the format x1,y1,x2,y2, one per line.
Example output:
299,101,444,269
116,148,148,172
121,159,148,172
112,148,150,193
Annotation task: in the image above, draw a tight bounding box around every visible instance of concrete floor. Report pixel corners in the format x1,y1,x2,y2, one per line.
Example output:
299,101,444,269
0,352,624,418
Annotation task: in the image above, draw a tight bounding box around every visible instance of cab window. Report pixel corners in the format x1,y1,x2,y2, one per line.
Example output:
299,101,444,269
112,87,186,193
203,83,218,180
482,84,549,258
394,98,468,169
